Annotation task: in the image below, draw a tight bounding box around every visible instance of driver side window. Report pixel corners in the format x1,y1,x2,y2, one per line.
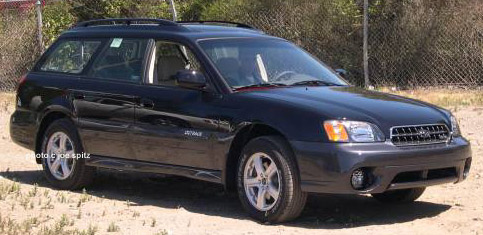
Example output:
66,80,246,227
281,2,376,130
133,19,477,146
147,41,201,86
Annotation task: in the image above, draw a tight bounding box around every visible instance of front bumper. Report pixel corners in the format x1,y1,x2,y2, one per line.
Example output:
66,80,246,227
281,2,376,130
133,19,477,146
291,137,472,194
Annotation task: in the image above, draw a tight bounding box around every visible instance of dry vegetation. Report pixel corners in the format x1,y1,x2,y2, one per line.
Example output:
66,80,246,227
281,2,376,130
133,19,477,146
380,88,483,108
0,90,482,234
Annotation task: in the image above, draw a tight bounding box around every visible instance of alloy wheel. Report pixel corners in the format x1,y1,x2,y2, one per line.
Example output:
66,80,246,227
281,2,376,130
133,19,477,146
243,152,281,211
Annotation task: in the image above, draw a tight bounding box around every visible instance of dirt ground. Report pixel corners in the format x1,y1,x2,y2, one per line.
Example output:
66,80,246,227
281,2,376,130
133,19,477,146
0,92,482,235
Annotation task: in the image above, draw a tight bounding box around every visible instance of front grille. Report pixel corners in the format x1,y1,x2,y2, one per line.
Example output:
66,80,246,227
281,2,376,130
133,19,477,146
390,124,450,146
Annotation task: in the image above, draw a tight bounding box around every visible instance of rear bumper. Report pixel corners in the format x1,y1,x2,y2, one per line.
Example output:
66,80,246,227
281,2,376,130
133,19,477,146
10,110,37,150
291,137,472,194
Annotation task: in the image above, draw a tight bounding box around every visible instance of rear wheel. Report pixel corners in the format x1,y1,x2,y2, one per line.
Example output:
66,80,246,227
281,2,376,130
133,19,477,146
41,119,96,190
237,136,307,223
371,187,425,203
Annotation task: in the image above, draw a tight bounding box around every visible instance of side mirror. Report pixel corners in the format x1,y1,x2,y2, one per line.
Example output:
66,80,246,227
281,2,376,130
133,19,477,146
335,69,348,78
175,69,207,90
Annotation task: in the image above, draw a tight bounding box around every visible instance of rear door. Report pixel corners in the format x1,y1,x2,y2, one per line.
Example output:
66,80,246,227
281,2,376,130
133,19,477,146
73,38,150,159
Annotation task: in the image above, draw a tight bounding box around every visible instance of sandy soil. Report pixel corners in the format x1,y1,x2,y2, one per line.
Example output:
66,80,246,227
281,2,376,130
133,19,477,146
0,96,481,235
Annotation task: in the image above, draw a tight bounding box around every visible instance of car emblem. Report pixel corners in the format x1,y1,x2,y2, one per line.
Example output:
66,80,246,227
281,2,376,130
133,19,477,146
418,129,431,138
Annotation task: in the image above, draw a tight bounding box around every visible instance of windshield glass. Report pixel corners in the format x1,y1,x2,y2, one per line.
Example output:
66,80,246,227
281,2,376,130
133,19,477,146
198,38,348,89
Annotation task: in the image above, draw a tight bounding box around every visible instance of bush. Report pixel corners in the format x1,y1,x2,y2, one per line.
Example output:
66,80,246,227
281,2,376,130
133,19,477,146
43,0,75,46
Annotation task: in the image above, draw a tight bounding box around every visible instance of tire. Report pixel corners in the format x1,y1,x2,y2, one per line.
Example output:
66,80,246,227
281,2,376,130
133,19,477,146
371,187,425,203
40,118,96,190
237,136,307,223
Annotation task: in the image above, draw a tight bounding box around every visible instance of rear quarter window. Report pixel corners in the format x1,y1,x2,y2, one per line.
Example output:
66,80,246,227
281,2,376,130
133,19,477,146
39,40,102,74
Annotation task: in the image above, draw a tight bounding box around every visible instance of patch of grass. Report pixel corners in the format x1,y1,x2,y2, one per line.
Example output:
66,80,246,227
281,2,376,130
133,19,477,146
378,88,483,108
155,229,169,235
38,214,71,235
9,181,20,194
21,217,39,233
0,92,15,113
20,196,30,210
77,209,82,219
58,192,67,203
80,188,92,203
132,211,140,218
76,224,98,235
0,215,19,234
42,197,54,209
151,218,156,227
59,214,69,228
107,222,120,233
0,214,41,234
0,182,7,200
28,183,38,197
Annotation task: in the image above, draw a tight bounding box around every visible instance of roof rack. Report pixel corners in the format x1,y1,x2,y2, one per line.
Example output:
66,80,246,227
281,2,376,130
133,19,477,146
176,21,256,30
76,18,178,27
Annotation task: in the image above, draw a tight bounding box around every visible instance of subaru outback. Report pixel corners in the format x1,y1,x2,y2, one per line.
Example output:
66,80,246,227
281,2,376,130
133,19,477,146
10,18,472,223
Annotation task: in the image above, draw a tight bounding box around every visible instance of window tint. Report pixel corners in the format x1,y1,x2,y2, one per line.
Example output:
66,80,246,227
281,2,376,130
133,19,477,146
89,38,149,83
147,41,201,86
199,38,347,88
40,40,101,74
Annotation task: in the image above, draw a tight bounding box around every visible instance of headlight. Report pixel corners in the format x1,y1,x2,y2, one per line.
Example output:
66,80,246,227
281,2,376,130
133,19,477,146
450,115,460,136
323,120,385,142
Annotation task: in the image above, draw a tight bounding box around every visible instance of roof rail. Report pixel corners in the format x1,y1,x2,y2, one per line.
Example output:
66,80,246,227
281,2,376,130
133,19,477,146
76,18,178,27
176,21,256,30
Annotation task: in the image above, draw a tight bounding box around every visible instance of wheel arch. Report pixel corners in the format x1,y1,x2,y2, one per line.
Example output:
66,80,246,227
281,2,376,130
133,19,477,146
223,123,298,192
34,108,77,164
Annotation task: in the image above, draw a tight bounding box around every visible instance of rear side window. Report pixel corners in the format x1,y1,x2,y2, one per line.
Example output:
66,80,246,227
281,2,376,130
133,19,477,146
40,40,101,74
88,38,149,83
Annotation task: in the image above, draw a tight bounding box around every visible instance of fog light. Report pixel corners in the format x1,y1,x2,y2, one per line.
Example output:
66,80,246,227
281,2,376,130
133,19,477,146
463,158,472,179
351,168,367,190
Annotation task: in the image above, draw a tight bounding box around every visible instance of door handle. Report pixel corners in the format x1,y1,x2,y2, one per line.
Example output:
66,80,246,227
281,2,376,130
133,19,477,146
139,98,154,109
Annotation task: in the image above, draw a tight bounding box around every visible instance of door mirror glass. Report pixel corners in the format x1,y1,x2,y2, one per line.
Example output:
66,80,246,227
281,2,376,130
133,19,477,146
175,69,206,90
335,68,348,78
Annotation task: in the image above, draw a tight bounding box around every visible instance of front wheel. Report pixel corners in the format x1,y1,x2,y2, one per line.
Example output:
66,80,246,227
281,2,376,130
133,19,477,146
237,136,307,223
371,187,426,203
41,119,96,190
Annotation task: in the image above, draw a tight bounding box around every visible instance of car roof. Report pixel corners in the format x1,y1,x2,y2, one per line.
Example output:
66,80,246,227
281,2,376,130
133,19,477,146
60,19,279,42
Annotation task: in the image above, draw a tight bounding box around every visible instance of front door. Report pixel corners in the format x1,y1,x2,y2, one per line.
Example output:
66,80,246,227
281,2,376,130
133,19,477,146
132,41,221,169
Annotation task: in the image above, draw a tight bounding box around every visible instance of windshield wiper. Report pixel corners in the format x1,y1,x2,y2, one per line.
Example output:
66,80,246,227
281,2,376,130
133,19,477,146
291,80,344,87
233,82,287,91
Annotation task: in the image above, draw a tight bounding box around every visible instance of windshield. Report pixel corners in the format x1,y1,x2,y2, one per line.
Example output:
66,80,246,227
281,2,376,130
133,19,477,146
198,38,348,89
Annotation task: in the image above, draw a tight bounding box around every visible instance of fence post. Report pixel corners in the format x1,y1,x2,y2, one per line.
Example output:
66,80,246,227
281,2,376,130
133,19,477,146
35,0,43,53
167,0,178,21
363,0,370,88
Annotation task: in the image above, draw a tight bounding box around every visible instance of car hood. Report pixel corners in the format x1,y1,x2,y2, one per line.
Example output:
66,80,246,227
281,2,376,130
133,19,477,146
244,86,450,135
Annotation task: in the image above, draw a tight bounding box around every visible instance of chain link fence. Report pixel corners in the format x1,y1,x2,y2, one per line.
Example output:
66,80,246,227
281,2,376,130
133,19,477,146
0,0,42,91
237,0,364,86
0,0,482,91
368,0,483,87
